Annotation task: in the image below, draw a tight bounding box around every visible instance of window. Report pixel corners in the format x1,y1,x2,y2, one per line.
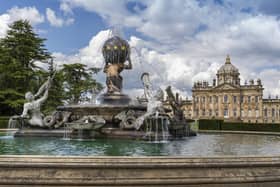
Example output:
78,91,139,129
233,96,237,103
209,96,212,103
272,108,275,117
241,96,244,103
248,96,251,103
202,96,205,103
215,110,219,116
224,95,228,103
255,96,258,103
209,109,212,116
233,109,237,117
264,108,268,117
202,109,206,116
216,96,219,103
224,108,229,118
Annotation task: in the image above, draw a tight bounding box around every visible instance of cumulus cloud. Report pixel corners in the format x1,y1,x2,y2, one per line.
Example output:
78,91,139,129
7,6,44,25
55,1,280,98
0,6,44,38
46,8,74,27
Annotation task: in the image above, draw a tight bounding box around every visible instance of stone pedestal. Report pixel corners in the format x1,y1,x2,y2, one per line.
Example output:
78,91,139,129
100,93,131,105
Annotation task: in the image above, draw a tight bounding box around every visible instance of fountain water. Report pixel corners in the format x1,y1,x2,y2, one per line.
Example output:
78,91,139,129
144,114,170,142
63,123,70,140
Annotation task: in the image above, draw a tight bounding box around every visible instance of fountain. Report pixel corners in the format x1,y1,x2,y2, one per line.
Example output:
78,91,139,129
2,33,280,186
9,34,195,141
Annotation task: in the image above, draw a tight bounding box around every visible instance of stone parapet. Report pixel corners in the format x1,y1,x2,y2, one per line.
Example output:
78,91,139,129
0,156,280,186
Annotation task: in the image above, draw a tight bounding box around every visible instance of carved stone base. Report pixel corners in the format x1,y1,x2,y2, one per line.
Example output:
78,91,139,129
100,93,131,105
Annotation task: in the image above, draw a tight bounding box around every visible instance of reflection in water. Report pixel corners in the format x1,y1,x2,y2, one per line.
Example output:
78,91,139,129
1,133,280,156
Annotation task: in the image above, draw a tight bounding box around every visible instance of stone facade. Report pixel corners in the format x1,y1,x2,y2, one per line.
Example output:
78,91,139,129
181,55,280,123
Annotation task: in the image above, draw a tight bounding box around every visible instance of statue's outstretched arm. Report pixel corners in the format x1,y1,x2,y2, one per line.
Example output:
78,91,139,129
37,81,50,104
34,77,51,98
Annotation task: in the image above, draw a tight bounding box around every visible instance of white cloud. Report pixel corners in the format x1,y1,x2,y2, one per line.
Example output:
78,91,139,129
0,14,10,38
46,8,74,27
0,6,44,38
7,6,44,25
55,1,280,98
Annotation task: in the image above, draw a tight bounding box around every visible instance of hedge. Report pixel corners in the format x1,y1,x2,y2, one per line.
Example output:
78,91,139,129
198,119,223,130
198,119,280,132
0,116,9,128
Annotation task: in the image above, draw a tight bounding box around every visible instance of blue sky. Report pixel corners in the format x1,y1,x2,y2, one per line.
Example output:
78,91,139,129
1,0,280,97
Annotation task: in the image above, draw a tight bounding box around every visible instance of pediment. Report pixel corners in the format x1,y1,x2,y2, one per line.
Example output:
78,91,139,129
213,83,239,90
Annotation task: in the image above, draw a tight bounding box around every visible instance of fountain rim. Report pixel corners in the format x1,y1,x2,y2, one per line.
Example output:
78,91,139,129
1,154,280,186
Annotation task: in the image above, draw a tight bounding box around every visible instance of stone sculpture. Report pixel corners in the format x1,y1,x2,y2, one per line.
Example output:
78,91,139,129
114,110,137,130
134,88,165,130
43,111,72,129
165,86,185,122
137,72,153,103
21,77,51,127
102,36,132,94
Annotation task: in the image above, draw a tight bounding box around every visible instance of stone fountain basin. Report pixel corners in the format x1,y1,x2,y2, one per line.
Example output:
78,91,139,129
1,155,280,186
66,122,105,130
57,104,147,122
57,104,171,122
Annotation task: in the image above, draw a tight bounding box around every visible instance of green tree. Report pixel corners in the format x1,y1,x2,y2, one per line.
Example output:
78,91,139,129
0,20,51,115
61,63,103,104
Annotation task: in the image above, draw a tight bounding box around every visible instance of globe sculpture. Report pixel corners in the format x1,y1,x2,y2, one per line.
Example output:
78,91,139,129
101,36,132,104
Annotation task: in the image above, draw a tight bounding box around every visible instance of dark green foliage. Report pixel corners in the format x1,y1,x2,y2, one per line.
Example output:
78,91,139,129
222,122,280,132
0,116,9,128
198,119,223,130
61,63,103,104
198,119,280,132
0,20,51,115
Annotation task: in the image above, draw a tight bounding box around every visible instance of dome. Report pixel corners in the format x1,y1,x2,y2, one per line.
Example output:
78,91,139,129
102,36,130,64
217,55,239,75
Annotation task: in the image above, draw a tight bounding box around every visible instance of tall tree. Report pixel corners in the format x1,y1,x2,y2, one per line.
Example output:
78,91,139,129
0,20,51,115
61,63,103,104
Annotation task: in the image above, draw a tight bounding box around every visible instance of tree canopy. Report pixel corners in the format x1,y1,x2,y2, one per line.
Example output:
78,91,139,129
0,20,51,115
62,63,103,104
0,20,103,116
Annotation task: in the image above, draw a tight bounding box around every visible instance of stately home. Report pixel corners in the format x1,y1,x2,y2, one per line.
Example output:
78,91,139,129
181,55,280,123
